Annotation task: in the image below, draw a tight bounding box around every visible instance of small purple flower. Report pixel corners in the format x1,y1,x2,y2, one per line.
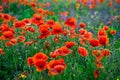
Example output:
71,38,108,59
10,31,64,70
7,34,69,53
61,14,67,20
118,32,120,38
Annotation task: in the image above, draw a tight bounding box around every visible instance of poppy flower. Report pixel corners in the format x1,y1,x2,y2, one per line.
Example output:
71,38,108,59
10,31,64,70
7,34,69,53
95,55,103,62
92,50,99,57
94,70,99,78
31,14,44,26
50,49,60,58
33,52,48,62
100,49,110,57
0,6,3,11
5,41,12,47
0,13,3,19
58,46,71,56
27,57,34,66
3,30,14,39
17,36,26,42
26,27,35,33
63,29,69,36
78,47,88,57
14,21,25,28
116,0,120,4
98,29,107,37
110,30,116,35
98,36,109,45
25,41,33,46
95,60,104,68
89,39,99,47
32,52,48,72
64,17,77,28
34,60,47,72
39,27,50,39
0,48,4,55
53,36,60,43
79,29,87,35
46,20,55,27
103,26,109,31
83,32,93,41
10,38,17,45
47,59,66,75
108,1,113,7
3,14,11,22
51,23,63,35
65,41,76,48
79,22,86,28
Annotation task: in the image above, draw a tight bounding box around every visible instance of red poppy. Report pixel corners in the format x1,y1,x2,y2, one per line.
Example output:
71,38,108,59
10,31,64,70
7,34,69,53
50,49,60,58
10,38,17,45
27,57,34,66
5,41,12,47
95,60,104,68
79,22,86,28
65,41,76,48
3,14,11,22
58,46,71,56
116,0,120,4
94,70,99,78
17,36,26,42
98,29,107,37
33,52,48,62
100,49,110,57
78,47,88,57
51,23,63,35
110,30,116,35
79,29,87,35
31,14,44,26
25,41,33,46
92,50,99,57
98,36,109,45
64,17,77,28
26,27,35,33
103,26,109,31
0,48,4,55
0,6,3,11
34,60,47,72
3,30,14,39
89,39,99,47
83,32,93,41
39,26,50,39
47,59,66,75
14,21,25,28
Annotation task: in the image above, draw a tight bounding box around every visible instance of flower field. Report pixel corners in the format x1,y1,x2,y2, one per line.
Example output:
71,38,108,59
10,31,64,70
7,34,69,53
0,0,120,80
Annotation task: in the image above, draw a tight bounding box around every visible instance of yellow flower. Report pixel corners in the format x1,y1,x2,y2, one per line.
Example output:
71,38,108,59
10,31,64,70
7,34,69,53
20,74,26,78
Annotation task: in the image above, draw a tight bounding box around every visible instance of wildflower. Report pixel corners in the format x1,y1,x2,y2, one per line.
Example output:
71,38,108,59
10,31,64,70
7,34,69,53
47,59,66,75
94,70,99,78
17,36,26,42
32,52,48,72
89,39,99,47
100,49,110,57
58,46,71,56
14,21,25,28
98,36,109,45
3,30,14,39
65,41,76,48
0,48,4,55
64,17,77,28
79,29,87,35
78,47,88,57
103,26,109,31
27,57,34,66
110,30,116,35
79,22,86,28
51,23,63,35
